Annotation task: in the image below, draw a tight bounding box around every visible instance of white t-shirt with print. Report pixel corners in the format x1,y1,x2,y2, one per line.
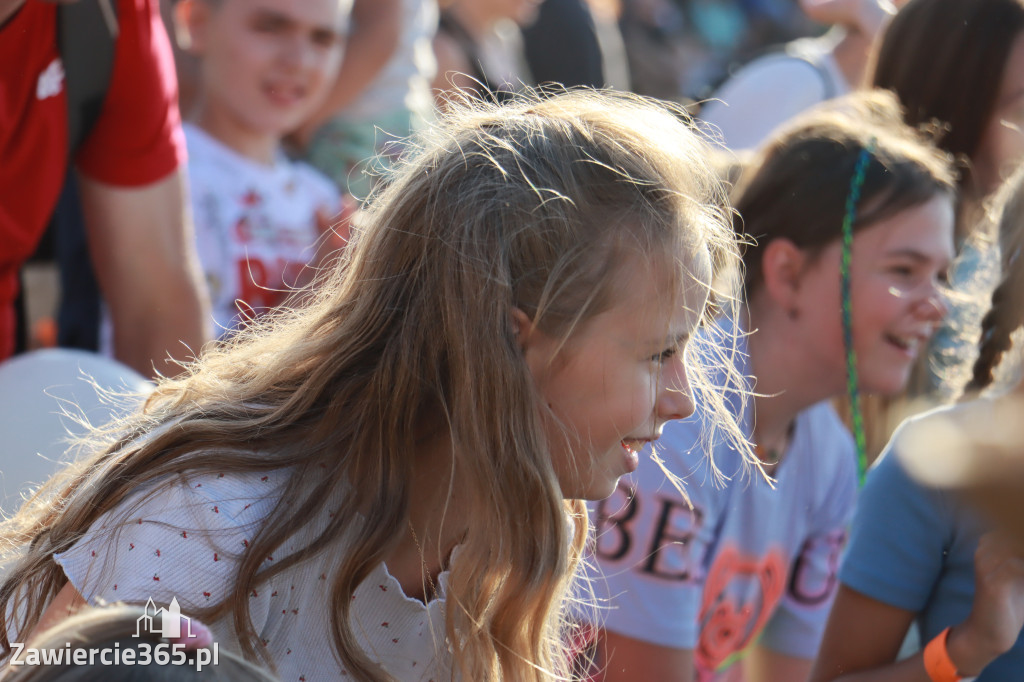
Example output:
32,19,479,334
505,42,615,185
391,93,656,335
186,124,341,336
586,322,857,681
50,469,453,682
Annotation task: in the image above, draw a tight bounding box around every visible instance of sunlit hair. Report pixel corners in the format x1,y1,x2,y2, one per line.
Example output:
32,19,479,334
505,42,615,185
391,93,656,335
963,163,1024,395
870,0,1024,194
3,604,277,682
0,89,749,680
732,90,956,292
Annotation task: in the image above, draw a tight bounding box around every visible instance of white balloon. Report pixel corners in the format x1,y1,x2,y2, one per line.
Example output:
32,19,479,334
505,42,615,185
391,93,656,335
0,349,152,517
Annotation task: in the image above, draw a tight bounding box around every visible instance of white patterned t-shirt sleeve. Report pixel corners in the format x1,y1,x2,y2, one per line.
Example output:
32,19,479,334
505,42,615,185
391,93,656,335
54,471,283,632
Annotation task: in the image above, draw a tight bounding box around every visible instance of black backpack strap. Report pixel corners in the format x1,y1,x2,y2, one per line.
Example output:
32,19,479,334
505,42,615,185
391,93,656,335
59,0,119,159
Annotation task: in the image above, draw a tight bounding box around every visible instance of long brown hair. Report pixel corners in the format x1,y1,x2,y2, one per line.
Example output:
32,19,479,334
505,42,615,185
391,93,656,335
732,90,956,293
0,90,747,680
870,0,1024,191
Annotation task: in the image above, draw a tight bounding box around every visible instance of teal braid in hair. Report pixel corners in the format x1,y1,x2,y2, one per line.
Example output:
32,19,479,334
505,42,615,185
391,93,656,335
841,141,874,485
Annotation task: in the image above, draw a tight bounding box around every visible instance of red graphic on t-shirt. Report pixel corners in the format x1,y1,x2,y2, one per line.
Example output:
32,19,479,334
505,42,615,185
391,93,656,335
696,544,788,681
242,189,262,207
234,216,253,243
236,256,305,319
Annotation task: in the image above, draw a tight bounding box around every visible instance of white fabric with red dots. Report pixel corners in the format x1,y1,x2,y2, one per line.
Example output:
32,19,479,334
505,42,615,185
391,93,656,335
55,469,452,681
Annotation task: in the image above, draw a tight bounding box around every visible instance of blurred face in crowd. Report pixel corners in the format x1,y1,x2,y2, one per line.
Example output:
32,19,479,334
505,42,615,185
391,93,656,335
182,0,345,155
786,194,955,397
975,33,1024,195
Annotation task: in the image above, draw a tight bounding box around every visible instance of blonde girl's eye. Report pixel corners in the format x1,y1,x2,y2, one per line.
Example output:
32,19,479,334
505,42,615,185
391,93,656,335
651,347,677,364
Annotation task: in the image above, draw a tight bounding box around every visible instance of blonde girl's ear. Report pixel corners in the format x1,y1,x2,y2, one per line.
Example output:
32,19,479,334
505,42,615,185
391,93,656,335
759,237,808,314
174,0,211,54
511,307,534,352
512,306,559,380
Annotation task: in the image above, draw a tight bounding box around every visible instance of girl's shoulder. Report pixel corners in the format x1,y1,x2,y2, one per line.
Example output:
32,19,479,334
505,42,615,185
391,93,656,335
174,468,290,522
892,395,1019,494
84,468,291,539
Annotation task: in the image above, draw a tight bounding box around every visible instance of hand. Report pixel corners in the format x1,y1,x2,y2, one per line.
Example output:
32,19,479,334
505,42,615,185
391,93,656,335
798,0,898,39
948,532,1024,675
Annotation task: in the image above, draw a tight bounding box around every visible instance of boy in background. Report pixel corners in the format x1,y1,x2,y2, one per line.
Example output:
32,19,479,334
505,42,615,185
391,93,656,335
172,0,350,336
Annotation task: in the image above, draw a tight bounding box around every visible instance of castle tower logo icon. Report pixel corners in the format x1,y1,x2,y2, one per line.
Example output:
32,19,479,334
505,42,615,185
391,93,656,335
135,597,196,639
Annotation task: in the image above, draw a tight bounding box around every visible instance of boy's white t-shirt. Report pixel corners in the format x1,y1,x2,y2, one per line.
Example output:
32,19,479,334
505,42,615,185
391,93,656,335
49,469,453,681
185,123,341,336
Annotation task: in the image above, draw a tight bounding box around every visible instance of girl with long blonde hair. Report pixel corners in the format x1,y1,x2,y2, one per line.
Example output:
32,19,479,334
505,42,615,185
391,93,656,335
0,90,747,681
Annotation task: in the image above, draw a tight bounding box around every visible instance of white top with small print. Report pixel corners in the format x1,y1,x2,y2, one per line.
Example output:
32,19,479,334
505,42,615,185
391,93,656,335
54,469,453,682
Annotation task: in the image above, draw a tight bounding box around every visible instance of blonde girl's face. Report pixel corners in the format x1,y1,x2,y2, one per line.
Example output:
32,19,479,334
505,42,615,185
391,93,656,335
976,33,1024,196
185,0,345,137
521,248,711,501
790,194,955,397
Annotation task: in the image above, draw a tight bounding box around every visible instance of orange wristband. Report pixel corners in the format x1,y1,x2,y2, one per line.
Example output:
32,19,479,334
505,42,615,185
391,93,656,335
923,627,962,682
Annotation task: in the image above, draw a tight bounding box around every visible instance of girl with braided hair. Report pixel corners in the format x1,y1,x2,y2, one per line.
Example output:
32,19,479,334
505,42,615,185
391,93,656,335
963,167,1024,395
812,163,1024,682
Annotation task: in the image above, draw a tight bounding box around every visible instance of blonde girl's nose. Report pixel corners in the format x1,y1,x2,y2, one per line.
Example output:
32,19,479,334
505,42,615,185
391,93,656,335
658,359,696,422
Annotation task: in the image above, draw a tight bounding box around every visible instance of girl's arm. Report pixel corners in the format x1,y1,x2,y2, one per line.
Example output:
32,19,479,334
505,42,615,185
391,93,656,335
808,585,924,682
598,629,694,682
811,535,1024,682
745,645,814,682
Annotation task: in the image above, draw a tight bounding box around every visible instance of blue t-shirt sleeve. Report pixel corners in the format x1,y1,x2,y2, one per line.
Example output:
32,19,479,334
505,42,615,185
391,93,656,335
839,441,948,612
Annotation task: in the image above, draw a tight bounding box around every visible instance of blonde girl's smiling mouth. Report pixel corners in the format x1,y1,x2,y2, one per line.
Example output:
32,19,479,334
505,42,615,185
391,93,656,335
620,438,658,471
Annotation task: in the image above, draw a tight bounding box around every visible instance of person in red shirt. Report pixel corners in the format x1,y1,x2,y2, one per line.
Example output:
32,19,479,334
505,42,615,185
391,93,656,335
0,0,211,378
